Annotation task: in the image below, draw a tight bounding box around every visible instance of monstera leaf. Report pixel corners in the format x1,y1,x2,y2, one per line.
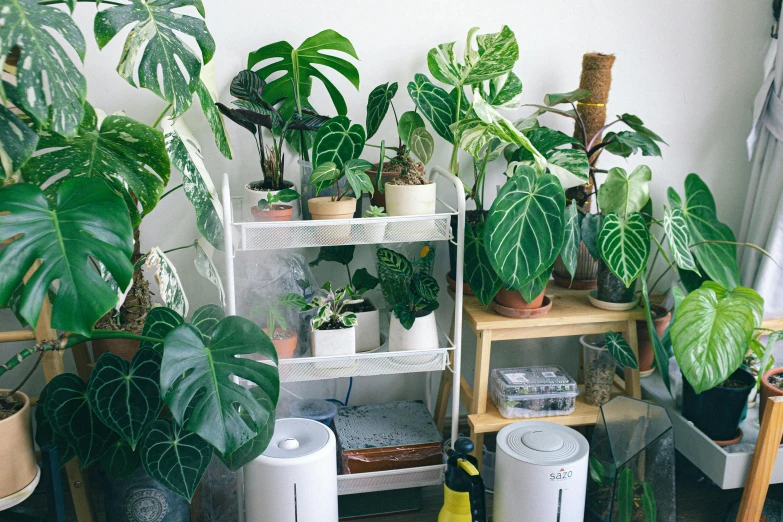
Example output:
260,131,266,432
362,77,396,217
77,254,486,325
0,104,38,178
88,349,163,449
146,247,188,317
141,419,212,500
671,282,763,393
160,316,280,455
23,104,170,225
219,389,276,471
312,116,366,169
408,74,457,143
663,206,698,273
44,374,117,467
195,63,233,159
0,178,133,336
464,221,502,306
598,213,650,288
560,204,582,280
0,0,86,137
597,166,652,218
94,0,216,117
485,166,566,290
366,82,398,140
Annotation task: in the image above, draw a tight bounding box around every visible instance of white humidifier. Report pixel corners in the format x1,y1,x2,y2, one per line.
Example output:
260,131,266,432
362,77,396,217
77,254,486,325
243,418,338,522
495,422,589,522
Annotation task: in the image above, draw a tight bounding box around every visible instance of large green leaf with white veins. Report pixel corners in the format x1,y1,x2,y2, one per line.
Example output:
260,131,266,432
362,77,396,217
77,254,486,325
23,104,170,225
409,127,435,164
663,206,698,273
312,116,365,169
94,0,216,117
145,247,188,317
35,387,75,467
88,349,163,450
669,174,739,289
140,306,184,354
160,316,280,455
0,0,86,137
44,373,117,467
597,166,652,218
518,265,552,303
598,212,650,288
0,178,133,336
140,419,211,500
507,127,589,189
219,388,276,471
671,282,763,393
366,82,397,140
163,117,223,249
0,103,38,178
100,439,140,478
408,74,456,143
485,166,566,290
560,204,581,279
195,62,233,159
605,331,638,369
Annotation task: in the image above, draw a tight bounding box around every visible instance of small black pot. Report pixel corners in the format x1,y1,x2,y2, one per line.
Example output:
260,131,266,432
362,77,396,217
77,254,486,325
103,466,190,522
596,260,636,303
682,367,755,441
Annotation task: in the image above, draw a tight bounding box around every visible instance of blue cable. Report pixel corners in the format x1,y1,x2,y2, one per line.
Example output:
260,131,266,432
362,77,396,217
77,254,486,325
325,377,353,407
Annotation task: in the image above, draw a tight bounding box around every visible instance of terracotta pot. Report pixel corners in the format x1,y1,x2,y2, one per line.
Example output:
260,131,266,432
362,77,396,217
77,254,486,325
244,180,300,219
446,274,474,296
92,338,140,362
760,367,783,434
494,287,545,310
251,204,294,222
636,305,672,372
308,197,356,220
0,391,37,499
265,328,298,360
366,166,401,209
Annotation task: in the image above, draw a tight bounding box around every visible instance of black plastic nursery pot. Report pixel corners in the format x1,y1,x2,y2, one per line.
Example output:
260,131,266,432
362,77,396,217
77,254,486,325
596,259,636,303
681,367,756,442
102,466,190,522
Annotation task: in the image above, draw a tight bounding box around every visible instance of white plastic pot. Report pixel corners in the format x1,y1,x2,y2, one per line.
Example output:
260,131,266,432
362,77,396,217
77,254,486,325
389,311,439,352
353,308,380,352
311,326,356,357
244,183,301,221
384,182,437,216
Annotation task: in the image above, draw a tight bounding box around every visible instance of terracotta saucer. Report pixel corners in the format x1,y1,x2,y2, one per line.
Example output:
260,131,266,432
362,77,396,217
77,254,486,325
639,368,656,378
713,428,744,447
447,274,474,296
588,290,638,311
491,296,553,319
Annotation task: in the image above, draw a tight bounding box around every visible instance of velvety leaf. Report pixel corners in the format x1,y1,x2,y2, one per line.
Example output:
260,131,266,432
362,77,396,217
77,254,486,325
544,88,592,106
598,213,650,288
663,206,698,273
517,266,552,303
140,419,211,500
100,438,141,478
194,239,226,307
88,350,163,449
365,82,397,140
377,248,413,277
312,116,365,169
485,166,566,289
409,127,435,164
0,178,133,336
218,390,275,471
160,317,279,455
195,63,233,159
309,245,355,267
190,303,226,342
464,221,502,306
35,387,75,467
0,105,38,177
598,166,652,218
94,0,216,117
0,0,86,137
407,73,456,143
146,247,188,317
605,331,638,369
140,307,184,354
581,213,602,260
344,158,374,197
560,204,581,279
398,111,426,146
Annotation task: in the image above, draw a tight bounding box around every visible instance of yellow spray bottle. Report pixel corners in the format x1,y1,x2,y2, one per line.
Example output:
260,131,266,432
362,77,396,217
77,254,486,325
439,438,486,522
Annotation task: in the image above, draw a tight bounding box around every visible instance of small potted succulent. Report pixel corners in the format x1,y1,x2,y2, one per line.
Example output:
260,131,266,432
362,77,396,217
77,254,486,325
309,246,381,352
286,282,361,357
250,293,305,359
250,189,300,222
376,247,440,352
363,205,387,242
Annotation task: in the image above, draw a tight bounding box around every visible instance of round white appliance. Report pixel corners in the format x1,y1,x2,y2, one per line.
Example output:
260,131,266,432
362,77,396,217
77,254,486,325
243,418,337,522
495,421,589,522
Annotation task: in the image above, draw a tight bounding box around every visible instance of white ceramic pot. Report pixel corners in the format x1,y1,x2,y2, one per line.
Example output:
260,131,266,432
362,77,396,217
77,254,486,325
311,326,356,357
244,183,301,221
389,311,439,352
384,182,437,216
353,307,380,352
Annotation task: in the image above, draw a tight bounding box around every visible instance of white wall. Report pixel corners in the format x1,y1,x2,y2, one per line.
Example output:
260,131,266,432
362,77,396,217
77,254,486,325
0,1,773,411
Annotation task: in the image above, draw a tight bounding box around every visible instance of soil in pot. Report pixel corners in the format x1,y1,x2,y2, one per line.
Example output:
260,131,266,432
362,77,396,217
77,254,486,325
580,335,616,406
384,161,436,217
494,287,545,310
0,394,23,421
247,179,295,192
344,300,376,313
251,204,294,222
636,305,671,372
682,367,755,442
366,162,402,208
596,259,636,303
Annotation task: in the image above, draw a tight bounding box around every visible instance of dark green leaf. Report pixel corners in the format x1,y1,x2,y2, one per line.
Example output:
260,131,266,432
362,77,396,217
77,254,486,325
351,268,379,295
312,116,366,169
366,82,398,140
377,248,413,277
407,73,456,144
464,221,502,306
598,213,650,288
309,246,355,267
617,468,634,522
605,131,661,158
525,128,582,154
544,88,592,106
398,110,426,146
581,213,602,260
517,266,551,303
230,69,265,103
35,387,75,467
642,278,670,391
605,331,638,369
218,389,276,471
620,114,666,144
560,204,581,279
140,307,184,354
393,303,415,330
100,439,140,478
641,481,657,522
412,273,439,302
0,105,38,177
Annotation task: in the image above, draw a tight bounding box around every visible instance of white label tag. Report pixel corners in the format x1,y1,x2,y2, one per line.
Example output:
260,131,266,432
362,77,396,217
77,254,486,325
504,373,529,384
542,371,557,378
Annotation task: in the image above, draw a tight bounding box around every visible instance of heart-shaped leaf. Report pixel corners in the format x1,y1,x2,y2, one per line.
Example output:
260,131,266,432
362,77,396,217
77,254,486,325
44,373,117,467
140,307,184,354
663,206,698,273
598,212,650,288
605,331,638,369
312,116,366,169
393,303,416,330
218,389,276,471
597,166,652,218
485,166,566,289
140,419,212,501
351,268,379,295
310,246,355,267
344,158,375,197
0,105,38,178
190,303,225,341
366,82,398,140
407,74,456,144
100,439,140,478
377,248,413,277
464,221,502,306
308,162,341,194
88,349,163,449
160,317,279,455
94,0,216,117
560,204,582,279
0,178,133,336
398,111,426,146
517,266,552,303
409,127,435,164
35,387,75,467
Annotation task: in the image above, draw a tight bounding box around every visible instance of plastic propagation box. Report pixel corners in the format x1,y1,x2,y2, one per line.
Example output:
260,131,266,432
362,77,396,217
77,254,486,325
491,366,579,419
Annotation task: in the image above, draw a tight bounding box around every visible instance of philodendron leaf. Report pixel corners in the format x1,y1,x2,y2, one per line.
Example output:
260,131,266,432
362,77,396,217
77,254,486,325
100,439,140,478
485,166,566,290
620,113,666,144
663,206,698,273
88,349,163,450
486,72,523,110
398,111,426,146
146,247,189,317
160,316,280,455
605,331,638,369
219,389,276,471
0,178,133,336
560,204,582,279
312,116,366,169
366,82,398,140
195,62,233,159
194,239,226,307
0,105,38,178
409,127,435,164
140,307,184,354
597,166,652,218
544,88,592,106
408,73,456,144
598,212,650,288
581,213,602,260
344,158,375,197
464,221,502,306
507,128,588,189
0,0,86,137
94,0,216,117
517,266,552,303
671,282,763,393
163,117,224,250
605,131,662,158
141,419,212,501
44,374,117,467
23,104,170,225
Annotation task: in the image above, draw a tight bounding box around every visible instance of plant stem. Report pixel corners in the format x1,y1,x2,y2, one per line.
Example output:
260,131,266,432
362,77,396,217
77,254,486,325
571,101,589,149
1,350,44,399
163,240,198,255
160,183,183,200
449,90,463,174
649,265,673,295
152,103,173,128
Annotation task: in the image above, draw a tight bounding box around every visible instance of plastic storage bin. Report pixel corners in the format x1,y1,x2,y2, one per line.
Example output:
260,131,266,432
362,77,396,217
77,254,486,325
490,366,579,419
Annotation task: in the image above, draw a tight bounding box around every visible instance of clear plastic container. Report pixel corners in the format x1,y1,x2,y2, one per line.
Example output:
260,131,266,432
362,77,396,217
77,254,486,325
490,366,579,419
580,334,616,406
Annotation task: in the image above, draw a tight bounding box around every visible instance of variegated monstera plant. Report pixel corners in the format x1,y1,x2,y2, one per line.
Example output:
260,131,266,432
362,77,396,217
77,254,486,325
0,0,279,500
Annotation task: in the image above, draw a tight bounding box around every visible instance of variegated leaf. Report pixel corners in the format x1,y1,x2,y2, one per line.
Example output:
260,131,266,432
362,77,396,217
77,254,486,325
560,204,581,279
365,82,397,140
146,247,188,317
194,239,225,307
506,127,587,188
0,105,38,178
663,206,698,273
409,127,434,164
486,72,523,110
99,261,133,311
408,74,456,144
195,62,233,159
598,213,650,288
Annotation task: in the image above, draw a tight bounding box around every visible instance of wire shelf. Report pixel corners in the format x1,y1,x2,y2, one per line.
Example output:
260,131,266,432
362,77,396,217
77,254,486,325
337,465,445,495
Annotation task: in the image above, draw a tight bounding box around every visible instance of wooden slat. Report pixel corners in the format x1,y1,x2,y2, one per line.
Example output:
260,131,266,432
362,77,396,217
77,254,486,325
623,319,641,399
0,330,36,343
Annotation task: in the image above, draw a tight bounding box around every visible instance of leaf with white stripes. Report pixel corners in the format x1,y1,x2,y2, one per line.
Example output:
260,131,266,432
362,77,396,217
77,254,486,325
560,204,581,280
408,74,456,143
195,62,233,159
598,212,650,288
464,221,502,306
194,239,225,307
145,247,188,317
605,331,638,369
518,265,551,303
409,127,435,164
312,116,365,169
663,206,698,273
365,82,398,140
485,165,566,290
597,166,652,218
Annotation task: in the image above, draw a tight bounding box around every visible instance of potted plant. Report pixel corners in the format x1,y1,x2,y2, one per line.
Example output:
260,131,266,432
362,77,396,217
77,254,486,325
309,246,382,352
579,332,639,406
251,293,306,359
0,390,37,502
286,282,361,357
376,247,440,352
250,189,300,222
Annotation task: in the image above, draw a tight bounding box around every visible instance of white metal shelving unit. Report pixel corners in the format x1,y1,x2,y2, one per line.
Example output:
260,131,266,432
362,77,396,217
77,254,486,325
221,166,465,499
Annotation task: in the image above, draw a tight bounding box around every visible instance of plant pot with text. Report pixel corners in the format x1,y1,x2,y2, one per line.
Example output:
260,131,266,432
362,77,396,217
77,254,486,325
682,367,755,443
596,259,636,304
102,466,190,522
760,367,783,435
389,311,439,352
251,204,294,222
636,305,671,374
0,391,37,501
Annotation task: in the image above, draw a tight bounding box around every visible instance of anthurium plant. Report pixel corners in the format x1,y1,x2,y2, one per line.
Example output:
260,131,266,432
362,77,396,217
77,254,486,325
376,248,439,329
309,116,374,200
